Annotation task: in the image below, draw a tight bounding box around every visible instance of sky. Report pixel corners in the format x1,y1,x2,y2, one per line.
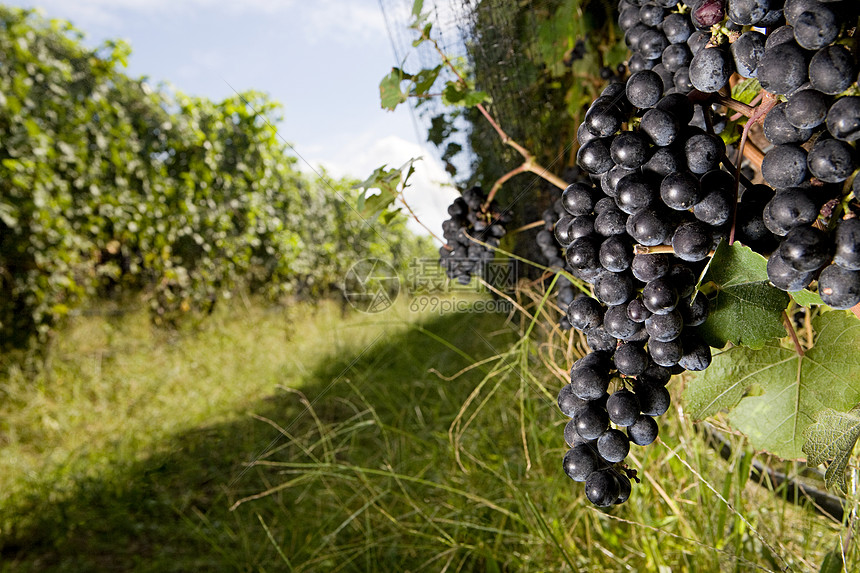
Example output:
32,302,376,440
7,0,460,236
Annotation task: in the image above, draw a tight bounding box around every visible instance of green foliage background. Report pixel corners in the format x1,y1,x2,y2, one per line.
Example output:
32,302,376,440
0,6,429,352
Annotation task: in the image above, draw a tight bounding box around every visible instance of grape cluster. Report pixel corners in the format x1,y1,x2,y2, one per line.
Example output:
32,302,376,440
440,186,511,284
534,0,860,507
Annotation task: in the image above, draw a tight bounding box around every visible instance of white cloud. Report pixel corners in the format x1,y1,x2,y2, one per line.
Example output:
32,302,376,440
302,133,459,239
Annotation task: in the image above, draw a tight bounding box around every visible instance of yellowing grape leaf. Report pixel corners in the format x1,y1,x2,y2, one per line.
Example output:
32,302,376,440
697,241,791,349
685,311,860,459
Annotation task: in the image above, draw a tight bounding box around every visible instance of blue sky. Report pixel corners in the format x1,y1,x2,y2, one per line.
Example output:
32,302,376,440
8,0,459,235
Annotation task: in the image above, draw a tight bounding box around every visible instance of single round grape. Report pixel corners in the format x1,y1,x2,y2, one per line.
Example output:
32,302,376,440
757,42,809,95
785,89,828,129
595,271,636,306
626,208,671,247
809,45,856,95
585,470,620,507
604,303,640,340
730,30,765,78
594,207,629,237
597,429,631,463
761,144,808,188
585,97,624,138
567,295,604,331
645,310,684,342
631,253,670,282
577,138,615,174
614,341,650,376
644,146,684,177
628,415,659,446
626,70,664,109
763,188,817,236
678,336,712,371
648,338,683,367
558,383,589,417
566,236,601,276
627,297,653,323
826,96,860,142
689,46,733,93
818,264,860,310
600,234,634,273
660,170,701,210
616,173,657,215
685,133,724,174
574,402,610,440
663,12,694,44
687,30,710,55
807,138,856,183
779,226,831,272
562,182,597,216
563,443,599,482
639,3,667,27
641,107,680,146
662,43,692,73
834,218,860,271
639,28,670,60
642,277,679,315
611,131,652,169
693,187,732,227
568,215,596,241
792,3,838,50
672,221,713,262
571,362,611,401
607,389,641,427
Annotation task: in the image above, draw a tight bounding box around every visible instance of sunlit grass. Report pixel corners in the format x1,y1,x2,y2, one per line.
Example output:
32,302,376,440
0,294,852,572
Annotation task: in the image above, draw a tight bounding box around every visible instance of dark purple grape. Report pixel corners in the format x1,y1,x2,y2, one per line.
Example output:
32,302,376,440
785,89,828,129
779,226,830,272
826,97,860,142
834,218,860,271
757,41,809,95
689,47,733,93
585,470,620,507
807,138,856,183
761,144,808,188
626,70,664,108
597,429,630,463
607,389,641,427
563,443,600,482
809,45,857,95
730,30,766,78
818,264,860,309
628,415,659,446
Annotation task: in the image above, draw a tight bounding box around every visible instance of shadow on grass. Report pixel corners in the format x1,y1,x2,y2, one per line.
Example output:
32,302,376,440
0,310,522,572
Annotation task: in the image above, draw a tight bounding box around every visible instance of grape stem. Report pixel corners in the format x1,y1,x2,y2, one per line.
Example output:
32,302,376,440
728,91,778,245
423,33,568,208
509,219,547,235
783,310,805,356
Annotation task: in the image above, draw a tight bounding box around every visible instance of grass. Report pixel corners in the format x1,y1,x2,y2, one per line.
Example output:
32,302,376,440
0,294,853,571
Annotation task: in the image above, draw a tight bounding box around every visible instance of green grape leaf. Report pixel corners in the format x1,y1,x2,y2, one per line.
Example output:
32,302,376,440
803,407,860,493
355,158,419,221
732,77,762,105
685,311,860,460
411,65,442,98
379,68,412,111
441,81,489,107
791,288,826,308
697,241,791,349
